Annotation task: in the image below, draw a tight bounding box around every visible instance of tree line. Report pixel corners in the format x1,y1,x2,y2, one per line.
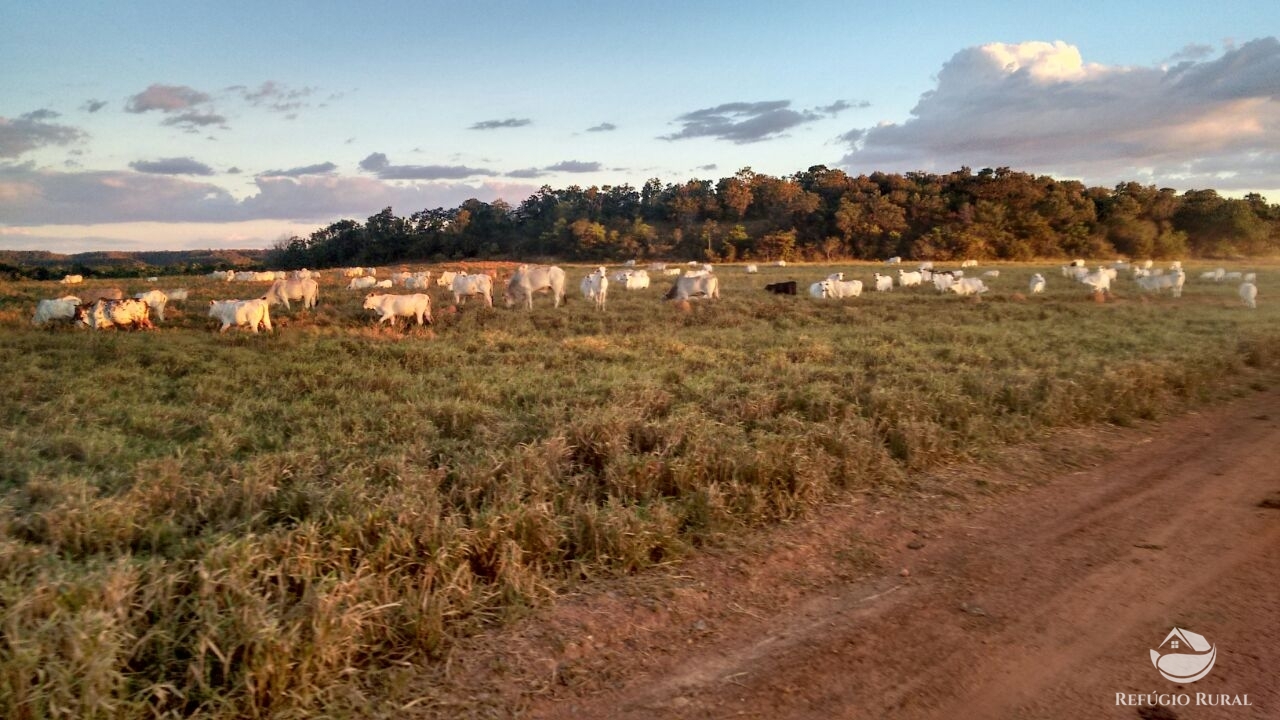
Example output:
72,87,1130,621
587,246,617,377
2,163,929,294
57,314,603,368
260,165,1275,268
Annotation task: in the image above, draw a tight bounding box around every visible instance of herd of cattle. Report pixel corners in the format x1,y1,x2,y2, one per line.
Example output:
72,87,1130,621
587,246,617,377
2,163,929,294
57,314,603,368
31,258,1261,332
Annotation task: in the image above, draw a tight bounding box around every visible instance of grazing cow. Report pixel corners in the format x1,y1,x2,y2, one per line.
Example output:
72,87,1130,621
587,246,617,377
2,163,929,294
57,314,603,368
1029,274,1046,294
232,271,257,282
873,273,893,292
133,289,169,321
666,273,720,301
1239,282,1258,309
960,259,979,268
264,278,320,311
623,259,637,267
885,256,901,265
948,278,988,296
981,270,1000,278
32,296,82,325
764,280,798,295
918,261,934,271
404,275,432,290
363,293,433,326
208,270,233,281
60,274,84,285
821,279,864,299
505,265,566,309
373,279,393,289
342,267,366,278
79,298,153,330
745,264,759,274
165,288,189,302
208,299,272,333
773,260,787,267
436,271,458,287
146,276,159,283
451,272,495,307
347,276,378,290
78,288,126,303
579,267,609,311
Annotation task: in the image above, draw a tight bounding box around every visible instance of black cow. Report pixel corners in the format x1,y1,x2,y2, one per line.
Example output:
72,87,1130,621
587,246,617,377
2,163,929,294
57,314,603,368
764,280,798,295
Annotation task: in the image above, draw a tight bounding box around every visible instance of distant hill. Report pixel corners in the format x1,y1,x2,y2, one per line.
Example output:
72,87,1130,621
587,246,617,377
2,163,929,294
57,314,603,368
0,249,269,278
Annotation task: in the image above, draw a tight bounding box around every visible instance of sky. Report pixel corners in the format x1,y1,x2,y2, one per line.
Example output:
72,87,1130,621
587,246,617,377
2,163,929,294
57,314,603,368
2,1,1279,253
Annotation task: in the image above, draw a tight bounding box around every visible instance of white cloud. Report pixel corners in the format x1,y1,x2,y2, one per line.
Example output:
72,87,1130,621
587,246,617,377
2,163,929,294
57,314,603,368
0,163,539,226
838,37,1280,191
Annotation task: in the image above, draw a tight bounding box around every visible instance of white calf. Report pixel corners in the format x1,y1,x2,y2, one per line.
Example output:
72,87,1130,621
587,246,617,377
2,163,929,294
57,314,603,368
1029,274,1046,294
873,273,893,292
579,268,609,310
133,289,169,321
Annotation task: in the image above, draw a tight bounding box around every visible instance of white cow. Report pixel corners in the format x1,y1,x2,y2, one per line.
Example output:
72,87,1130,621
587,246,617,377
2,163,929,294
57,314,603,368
451,273,494,307
873,272,893,292
1078,268,1112,294
898,270,923,287
165,288,189,302
264,278,319,310
620,269,650,290
80,298,154,330
208,299,272,333
1240,282,1258,309
918,261,934,271
59,274,84,285
885,256,902,265
960,259,978,268
949,278,988,296
363,293,433,325
981,270,1000,278
666,273,720,301
821,279,863,299
404,275,432,290
436,271,458,287
933,274,956,293
133,289,169,321
373,279,393,289
32,296,82,325
505,265,566,309
580,268,609,310
1029,274,1046,294
745,264,758,274
347,276,378,291
808,281,827,298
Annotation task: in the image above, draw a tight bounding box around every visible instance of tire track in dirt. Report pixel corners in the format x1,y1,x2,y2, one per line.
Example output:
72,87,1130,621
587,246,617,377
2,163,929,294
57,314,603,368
520,388,1280,720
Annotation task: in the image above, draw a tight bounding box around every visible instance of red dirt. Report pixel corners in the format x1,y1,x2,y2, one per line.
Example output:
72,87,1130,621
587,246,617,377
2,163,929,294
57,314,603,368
402,386,1280,719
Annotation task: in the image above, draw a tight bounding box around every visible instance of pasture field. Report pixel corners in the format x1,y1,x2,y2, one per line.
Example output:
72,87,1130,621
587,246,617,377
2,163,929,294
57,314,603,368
2,261,1278,718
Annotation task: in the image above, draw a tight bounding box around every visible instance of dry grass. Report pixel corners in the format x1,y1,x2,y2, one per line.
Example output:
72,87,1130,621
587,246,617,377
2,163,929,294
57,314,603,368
1,261,1278,717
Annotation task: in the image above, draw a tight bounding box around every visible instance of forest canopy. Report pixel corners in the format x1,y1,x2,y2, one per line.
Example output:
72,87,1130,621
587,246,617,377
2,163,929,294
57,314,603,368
270,166,1273,268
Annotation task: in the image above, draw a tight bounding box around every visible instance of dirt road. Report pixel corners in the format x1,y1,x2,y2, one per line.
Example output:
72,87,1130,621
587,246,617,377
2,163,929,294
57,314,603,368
415,387,1280,719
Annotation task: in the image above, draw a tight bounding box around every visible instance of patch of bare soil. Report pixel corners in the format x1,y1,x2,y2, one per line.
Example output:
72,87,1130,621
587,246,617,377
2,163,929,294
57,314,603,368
391,385,1280,719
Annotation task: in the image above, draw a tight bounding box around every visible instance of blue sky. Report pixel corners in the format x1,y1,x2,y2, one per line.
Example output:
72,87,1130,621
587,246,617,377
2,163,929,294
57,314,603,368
2,1,1278,252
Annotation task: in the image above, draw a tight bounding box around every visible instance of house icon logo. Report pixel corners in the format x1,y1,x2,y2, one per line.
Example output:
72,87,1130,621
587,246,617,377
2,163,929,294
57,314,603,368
1150,628,1217,683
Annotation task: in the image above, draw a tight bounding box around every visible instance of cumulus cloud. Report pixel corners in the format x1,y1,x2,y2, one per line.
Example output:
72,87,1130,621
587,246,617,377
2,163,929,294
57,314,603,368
837,37,1280,191
258,162,337,177
586,122,617,132
546,160,601,173
662,100,829,143
470,118,532,130
0,163,540,226
0,112,86,158
126,84,212,113
358,152,496,180
129,157,216,175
